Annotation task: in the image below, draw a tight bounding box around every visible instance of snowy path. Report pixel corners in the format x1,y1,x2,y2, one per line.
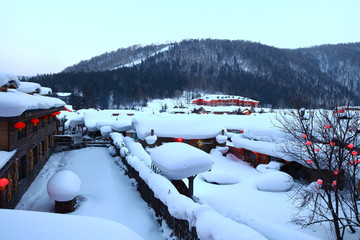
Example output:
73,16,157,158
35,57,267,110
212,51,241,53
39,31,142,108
16,147,164,240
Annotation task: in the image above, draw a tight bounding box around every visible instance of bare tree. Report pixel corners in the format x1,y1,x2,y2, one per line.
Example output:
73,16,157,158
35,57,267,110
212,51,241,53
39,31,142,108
276,107,360,239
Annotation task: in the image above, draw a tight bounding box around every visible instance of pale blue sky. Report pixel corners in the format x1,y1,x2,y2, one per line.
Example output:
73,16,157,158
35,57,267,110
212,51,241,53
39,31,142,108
0,0,359,76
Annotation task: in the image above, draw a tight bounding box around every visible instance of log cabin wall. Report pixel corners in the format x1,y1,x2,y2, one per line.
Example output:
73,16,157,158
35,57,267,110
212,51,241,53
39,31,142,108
0,108,62,209
0,121,8,150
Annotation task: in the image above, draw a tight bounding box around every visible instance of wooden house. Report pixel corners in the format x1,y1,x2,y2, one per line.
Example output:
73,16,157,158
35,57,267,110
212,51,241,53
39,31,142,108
192,95,259,108
0,80,65,209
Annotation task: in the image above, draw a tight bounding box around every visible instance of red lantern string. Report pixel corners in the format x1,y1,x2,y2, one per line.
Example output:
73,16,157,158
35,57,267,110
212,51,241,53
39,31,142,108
31,118,39,126
14,122,26,131
0,178,9,187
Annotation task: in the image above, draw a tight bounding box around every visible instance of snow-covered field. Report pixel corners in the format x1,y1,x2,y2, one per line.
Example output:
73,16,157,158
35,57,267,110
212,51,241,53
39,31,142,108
5,139,357,239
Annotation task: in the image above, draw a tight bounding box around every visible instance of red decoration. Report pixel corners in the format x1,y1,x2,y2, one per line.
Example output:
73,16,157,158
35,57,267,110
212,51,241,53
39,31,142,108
315,148,319,152
0,178,9,187
317,179,323,185
307,159,312,164
14,122,26,131
348,144,354,149
176,138,183,142
41,116,48,120
325,124,331,129
306,141,312,146
31,118,39,126
351,151,358,156
333,181,337,186
350,161,354,165
333,171,338,175
330,141,335,146
302,134,307,139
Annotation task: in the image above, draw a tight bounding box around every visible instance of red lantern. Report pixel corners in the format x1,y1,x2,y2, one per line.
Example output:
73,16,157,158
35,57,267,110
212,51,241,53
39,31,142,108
333,171,338,175
330,141,335,146
14,122,26,131
350,161,354,165
325,124,331,129
315,148,319,152
302,134,307,139
332,181,337,186
306,141,312,146
0,178,9,191
176,138,183,142
307,159,312,164
348,144,354,149
351,151,358,156
41,116,48,120
317,179,323,185
31,118,39,126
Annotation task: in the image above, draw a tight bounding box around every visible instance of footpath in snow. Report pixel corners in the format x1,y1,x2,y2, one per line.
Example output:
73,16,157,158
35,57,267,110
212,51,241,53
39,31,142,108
16,147,164,240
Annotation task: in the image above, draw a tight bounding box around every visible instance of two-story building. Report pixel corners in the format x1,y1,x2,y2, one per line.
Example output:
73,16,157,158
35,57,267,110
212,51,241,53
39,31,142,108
0,73,65,208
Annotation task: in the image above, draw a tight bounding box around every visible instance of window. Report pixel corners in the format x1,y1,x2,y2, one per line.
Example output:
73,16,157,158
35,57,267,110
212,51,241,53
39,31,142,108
17,126,26,139
33,146,38,165
18,155,27,181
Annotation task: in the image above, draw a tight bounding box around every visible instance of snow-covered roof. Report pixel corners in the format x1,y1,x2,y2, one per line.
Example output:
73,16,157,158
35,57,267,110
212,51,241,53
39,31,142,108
17,81,41,94
40,86,52,95
1,209,143,240
151,142,213,180
57,92,72,97
0,71,20,88
231,135,293,161
132,115,224,140
0,150,17,170
0,89,66,117
195,94,259,103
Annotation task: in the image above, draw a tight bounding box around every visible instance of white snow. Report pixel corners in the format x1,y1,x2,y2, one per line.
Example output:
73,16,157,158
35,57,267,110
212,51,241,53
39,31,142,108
47,170,81,201
145,135,157,145
0,209,143,240
150,142,214,180
15,147,164,240
216,134,227,144
57,92,72,97
0,150,17,169
231,134,293,161
100,125,113,137
133,115,224,140
0,71,20,87
17,81,41,94
0,89,65,117
256,171,294,192
40,86,52,95
256,161,283,173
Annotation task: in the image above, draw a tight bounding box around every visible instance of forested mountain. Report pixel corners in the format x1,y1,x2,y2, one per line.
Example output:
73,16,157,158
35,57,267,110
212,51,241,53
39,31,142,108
30,39,360,109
